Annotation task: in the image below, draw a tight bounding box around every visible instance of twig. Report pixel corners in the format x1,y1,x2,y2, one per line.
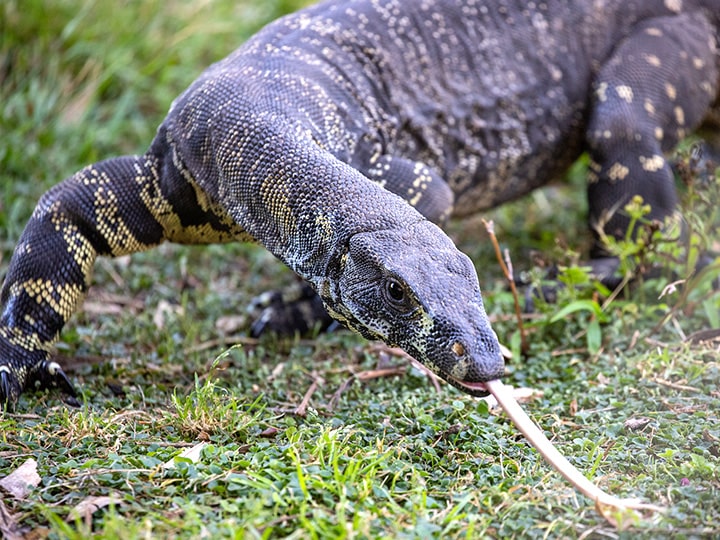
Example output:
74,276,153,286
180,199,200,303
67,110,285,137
482,219,527,353
329,377,355,411
294,375,322,417
684,328,720,344
367,343,443,391
0,499,23,540
329,366,410,410
408,358,443,392
652,378,701,393
355,367,407,381
183,335,260,354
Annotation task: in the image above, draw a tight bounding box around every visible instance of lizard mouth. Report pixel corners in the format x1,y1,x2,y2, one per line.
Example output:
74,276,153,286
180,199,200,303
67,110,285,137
443,373,491,397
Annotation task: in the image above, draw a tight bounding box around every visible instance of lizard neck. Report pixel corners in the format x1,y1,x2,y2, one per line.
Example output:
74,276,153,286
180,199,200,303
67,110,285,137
159,81,426,284
212,121,426,283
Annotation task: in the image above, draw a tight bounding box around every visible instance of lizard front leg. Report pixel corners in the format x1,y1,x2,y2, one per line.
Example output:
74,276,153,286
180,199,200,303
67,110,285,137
0,156,167,405
354,155,454,225
0,150,244,406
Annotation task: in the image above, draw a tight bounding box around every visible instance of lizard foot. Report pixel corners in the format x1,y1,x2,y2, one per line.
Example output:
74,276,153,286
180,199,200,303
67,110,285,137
30,360,81,407
0,365,21,409
249,282,336,337
0,344,81,408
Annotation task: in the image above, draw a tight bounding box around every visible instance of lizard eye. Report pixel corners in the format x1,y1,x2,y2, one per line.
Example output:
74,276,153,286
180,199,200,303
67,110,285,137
383,277,412,312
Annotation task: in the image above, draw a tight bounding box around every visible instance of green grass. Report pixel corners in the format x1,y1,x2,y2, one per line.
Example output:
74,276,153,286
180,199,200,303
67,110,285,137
1,1,719,538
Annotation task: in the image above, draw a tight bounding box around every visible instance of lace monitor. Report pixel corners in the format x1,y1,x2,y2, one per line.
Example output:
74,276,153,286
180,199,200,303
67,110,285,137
1,0,719,406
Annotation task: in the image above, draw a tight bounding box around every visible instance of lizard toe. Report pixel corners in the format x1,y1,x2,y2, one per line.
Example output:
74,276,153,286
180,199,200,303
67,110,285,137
0,365,21,409
33,360,81,407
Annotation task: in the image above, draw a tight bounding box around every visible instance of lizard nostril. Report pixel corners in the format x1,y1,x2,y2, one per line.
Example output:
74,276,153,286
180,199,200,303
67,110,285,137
451,341,466,357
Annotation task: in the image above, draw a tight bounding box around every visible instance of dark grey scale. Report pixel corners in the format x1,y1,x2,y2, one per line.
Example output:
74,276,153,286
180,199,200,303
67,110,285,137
352,155,454,224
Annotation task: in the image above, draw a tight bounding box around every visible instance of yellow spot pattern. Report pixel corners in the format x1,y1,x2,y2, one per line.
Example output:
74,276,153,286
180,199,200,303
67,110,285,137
615,85,634,103
10,279,85,323
0,325,49,354
607,162,630,181
46,210,96,285
639,155,665,172
674,106,685,125
260,173,297,240
93,186,152,256
163,153,250,244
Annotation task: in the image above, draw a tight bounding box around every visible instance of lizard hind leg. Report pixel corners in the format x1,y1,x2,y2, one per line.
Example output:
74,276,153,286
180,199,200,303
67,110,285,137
248,280,336,337
585,12,719,257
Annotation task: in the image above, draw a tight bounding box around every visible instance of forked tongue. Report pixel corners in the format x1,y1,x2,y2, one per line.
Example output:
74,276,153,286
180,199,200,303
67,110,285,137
483,378,665,529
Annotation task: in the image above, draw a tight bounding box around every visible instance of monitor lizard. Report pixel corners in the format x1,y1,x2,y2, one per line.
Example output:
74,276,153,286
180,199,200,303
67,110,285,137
1,0,718,405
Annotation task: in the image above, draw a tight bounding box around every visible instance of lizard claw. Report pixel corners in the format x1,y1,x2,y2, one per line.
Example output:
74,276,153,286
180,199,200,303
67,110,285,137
33,360,81,407
0,365,21,409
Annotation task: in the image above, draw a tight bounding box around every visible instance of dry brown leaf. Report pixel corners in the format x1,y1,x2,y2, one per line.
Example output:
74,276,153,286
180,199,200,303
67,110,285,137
512,386,545,403
153,300,184,330
215,314,247,334
569,398,578,416
81,301,125,315
259,427,281,438
482,385,544,408
163,442,208,469
0,458,41,500
624,417,653,431
82,290,144,315
67,495,121,523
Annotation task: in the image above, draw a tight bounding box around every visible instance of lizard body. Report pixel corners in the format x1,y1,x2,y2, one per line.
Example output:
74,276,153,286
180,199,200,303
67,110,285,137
1,0,719,404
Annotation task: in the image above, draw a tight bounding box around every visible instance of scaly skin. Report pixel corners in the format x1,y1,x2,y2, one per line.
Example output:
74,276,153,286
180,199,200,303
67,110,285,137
2,0,719,405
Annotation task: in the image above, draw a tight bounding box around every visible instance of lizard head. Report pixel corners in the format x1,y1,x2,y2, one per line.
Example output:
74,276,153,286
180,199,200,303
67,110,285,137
327,220,504,396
